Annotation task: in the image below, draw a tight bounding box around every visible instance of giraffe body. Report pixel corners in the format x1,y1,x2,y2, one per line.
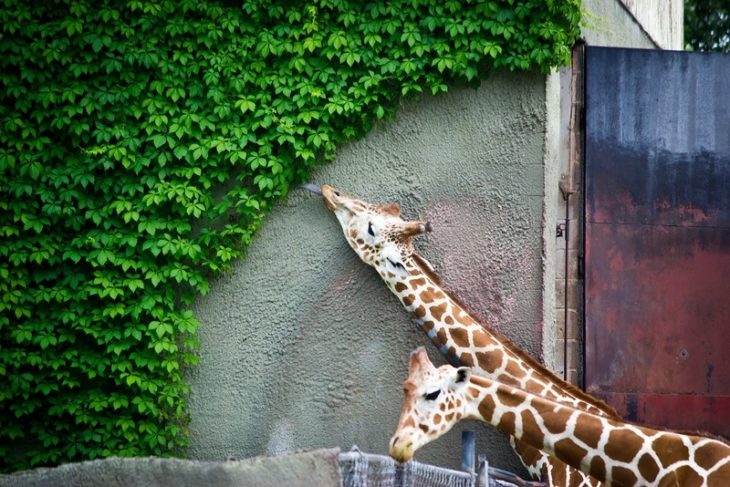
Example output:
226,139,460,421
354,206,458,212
317,184,616,485
391,348,730,487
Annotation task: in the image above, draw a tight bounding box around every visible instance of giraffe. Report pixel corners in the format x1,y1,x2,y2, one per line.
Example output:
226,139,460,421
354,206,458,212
390,348,730,487
306,183,622,486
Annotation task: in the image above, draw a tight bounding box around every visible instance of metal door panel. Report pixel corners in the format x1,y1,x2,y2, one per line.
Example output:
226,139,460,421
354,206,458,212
596,394,730,433
584,46,730,438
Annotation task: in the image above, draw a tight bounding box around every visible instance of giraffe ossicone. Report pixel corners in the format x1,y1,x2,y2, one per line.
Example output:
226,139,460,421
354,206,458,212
391,348,730,487
313,184,612,485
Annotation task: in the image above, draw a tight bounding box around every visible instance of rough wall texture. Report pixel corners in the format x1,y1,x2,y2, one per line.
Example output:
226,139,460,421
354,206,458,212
187,71,548,475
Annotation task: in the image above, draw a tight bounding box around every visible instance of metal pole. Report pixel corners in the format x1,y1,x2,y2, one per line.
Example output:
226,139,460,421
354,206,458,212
461,430,475,473
563,191,571,381
476,454,489,487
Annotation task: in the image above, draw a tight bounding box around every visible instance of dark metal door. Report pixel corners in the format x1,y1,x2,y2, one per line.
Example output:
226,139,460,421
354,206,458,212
584,46,730,438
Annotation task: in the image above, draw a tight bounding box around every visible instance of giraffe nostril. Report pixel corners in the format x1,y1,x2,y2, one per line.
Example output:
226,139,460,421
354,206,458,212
391,436,399,447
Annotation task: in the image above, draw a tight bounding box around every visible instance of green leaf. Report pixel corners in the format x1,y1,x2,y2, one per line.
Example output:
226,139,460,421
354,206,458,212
234,98,256,114
152,135,167,148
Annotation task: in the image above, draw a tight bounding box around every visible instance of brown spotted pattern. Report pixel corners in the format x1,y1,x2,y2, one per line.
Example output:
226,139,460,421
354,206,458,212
391,350,730,487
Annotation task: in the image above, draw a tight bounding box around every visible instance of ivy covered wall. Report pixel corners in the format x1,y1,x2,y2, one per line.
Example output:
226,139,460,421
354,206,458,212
0,0,580,472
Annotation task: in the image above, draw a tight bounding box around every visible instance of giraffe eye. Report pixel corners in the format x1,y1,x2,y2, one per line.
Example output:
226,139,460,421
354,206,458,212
367,222,375,237
424,390,440,401
334,191,340,196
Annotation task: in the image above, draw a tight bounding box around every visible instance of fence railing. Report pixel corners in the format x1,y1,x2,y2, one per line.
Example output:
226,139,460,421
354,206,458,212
338,443,547,487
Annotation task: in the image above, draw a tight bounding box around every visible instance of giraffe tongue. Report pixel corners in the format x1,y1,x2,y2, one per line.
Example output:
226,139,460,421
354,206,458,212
298,183,322,195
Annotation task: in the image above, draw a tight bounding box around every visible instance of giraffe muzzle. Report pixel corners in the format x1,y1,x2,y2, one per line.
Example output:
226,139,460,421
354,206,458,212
318,184,343,212
389,440,415,463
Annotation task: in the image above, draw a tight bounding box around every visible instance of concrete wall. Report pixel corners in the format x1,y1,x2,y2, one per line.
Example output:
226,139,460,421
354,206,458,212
582,0,661,49
620,0,684,49
187,71,548,475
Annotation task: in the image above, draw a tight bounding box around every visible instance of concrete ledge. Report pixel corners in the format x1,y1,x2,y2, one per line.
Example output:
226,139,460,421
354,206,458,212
0,449,341,487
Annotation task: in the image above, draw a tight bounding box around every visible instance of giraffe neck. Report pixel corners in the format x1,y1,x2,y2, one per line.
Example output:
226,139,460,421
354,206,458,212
465,375,730,487
381,255,614,418
378,253,611,485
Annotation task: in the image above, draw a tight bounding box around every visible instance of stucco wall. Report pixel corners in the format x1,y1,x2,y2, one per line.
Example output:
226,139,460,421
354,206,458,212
187,71,548,475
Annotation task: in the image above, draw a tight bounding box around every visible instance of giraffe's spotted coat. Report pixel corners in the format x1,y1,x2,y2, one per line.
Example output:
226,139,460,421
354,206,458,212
386,269,606,413
391,349,730,487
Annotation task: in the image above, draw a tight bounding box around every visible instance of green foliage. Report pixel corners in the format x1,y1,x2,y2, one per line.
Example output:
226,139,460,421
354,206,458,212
685,0,730,52
0,0,581,472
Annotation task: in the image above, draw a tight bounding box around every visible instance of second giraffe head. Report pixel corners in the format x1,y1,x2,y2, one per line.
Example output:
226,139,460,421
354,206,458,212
389,347,473,463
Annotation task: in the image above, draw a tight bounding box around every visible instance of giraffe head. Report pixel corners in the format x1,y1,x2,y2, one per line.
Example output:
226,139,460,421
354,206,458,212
389,347,472,463
318,184,432,277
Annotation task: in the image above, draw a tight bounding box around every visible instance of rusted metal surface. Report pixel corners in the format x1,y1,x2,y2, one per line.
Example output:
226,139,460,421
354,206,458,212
584,47,730,438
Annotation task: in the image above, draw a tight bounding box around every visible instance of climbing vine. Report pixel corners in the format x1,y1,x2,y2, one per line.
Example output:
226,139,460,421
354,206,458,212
0,0,581,472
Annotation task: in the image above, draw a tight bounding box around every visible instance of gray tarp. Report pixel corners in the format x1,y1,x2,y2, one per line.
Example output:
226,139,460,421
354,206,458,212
0,449,341,487
0,448,540,487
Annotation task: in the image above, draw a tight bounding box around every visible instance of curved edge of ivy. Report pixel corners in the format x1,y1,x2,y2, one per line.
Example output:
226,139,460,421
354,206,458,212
0,0,581,472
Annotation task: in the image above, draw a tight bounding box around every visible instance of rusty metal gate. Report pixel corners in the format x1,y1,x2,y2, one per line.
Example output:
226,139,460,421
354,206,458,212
584,46,730,438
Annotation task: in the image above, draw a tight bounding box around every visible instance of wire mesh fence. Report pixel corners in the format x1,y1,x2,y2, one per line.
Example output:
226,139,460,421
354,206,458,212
338,447,546,487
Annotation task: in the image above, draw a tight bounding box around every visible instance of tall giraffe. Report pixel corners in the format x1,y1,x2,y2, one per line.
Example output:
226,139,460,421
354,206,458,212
390,348,730,487
308,184,621,486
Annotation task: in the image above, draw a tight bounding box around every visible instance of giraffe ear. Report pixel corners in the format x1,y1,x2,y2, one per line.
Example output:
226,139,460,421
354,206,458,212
408,347,429,374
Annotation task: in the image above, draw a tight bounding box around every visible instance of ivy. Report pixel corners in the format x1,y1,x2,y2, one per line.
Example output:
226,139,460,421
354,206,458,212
0,0,581,472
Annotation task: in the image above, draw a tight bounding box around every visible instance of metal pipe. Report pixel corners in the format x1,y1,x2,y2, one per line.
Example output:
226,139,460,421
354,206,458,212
476,454,489,487
563,193,571,382
461,430,476,473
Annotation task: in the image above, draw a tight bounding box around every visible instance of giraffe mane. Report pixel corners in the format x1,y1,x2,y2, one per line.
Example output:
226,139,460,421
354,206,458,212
408,251,622,420
621,419,730,444
410,253,443,285
469,374,730,445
